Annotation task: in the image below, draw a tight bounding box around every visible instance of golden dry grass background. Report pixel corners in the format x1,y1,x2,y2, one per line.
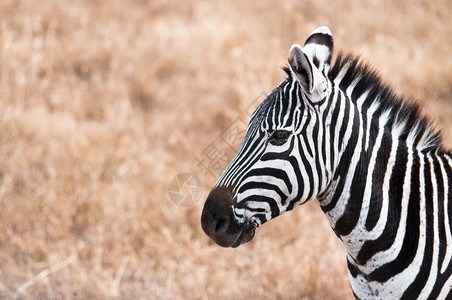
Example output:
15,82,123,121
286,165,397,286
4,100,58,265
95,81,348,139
1,0,452,299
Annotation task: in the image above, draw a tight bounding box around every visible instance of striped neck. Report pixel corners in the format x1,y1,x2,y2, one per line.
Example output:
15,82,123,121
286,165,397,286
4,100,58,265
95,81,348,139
315,53,452,297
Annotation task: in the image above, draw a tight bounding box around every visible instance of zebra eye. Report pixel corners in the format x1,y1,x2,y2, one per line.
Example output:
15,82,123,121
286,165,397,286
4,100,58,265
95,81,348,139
268,130,291,146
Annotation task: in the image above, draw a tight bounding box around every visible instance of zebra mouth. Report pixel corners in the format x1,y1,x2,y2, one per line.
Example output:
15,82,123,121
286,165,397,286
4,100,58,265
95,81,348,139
201,186,261,248
231,221,258,248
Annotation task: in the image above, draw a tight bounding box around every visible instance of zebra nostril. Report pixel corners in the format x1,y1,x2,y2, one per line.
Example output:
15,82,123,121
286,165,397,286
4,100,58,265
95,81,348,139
201,186,239,247
214,217,228,235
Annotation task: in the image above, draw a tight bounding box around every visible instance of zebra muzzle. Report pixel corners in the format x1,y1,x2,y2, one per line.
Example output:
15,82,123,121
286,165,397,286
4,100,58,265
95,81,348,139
201,186,256,248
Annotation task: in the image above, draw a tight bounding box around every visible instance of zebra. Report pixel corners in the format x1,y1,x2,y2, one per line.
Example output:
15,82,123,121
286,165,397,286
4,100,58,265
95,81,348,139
200,26,452,299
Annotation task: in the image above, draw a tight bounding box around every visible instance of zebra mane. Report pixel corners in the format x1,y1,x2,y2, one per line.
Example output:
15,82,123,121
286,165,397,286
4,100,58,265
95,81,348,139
329,52,443,152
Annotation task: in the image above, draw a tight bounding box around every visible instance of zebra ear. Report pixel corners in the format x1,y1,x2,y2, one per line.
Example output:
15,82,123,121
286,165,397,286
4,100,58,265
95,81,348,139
288,27,333,98
303,26,334,70
288,45,315,93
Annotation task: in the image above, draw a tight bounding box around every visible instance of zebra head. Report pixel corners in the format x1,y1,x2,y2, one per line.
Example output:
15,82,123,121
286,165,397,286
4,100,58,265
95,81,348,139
201,27,335,247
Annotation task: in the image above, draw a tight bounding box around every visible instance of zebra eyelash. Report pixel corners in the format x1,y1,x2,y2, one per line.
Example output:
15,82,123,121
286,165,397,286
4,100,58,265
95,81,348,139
267,130,292,146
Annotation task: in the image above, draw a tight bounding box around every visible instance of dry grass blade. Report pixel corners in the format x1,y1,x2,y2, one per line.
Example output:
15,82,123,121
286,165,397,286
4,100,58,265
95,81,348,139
110,256,130,297
13,253,77,298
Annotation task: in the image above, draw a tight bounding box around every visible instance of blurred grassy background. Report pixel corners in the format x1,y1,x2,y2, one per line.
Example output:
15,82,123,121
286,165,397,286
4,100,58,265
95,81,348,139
1,0,451,299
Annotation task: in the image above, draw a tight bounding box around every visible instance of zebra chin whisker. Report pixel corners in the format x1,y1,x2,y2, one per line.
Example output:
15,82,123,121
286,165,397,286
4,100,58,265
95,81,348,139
250,216,260,228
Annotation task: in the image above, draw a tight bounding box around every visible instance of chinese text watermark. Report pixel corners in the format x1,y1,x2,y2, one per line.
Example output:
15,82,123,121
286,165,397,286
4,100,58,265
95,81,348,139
168,92,267,207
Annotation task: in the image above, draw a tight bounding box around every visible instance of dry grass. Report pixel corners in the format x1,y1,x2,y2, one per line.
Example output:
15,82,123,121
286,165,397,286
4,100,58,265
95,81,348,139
1,0,451,299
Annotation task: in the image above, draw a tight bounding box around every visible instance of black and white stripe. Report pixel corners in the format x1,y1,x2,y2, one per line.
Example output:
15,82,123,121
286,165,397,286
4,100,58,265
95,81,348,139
201,26,452,299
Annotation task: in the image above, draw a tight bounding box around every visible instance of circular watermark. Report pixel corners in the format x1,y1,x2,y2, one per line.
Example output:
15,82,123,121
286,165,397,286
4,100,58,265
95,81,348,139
168,173,203,207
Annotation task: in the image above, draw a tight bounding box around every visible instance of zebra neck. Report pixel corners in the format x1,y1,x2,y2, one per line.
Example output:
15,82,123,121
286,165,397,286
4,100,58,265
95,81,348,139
319,122,452,273
317,92,424,251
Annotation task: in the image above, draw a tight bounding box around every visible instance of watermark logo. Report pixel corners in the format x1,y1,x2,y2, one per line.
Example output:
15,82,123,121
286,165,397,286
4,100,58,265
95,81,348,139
168,173,203,207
